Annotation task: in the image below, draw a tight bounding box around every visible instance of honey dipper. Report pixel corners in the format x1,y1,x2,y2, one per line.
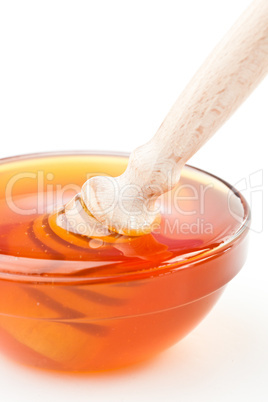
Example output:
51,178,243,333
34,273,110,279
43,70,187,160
54,0,268,238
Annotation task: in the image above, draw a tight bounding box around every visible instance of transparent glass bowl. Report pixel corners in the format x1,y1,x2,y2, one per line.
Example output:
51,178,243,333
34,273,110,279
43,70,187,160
0,151,250,372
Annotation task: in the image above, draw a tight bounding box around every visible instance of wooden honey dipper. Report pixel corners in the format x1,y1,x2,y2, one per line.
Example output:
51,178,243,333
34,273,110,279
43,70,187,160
54,0,268,238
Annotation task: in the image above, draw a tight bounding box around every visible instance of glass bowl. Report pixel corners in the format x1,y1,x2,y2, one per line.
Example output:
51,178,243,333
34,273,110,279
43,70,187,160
0,151,250,372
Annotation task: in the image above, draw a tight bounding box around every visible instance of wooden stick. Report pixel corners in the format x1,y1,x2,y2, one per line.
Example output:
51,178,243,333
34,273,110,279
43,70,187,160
65,0,268,236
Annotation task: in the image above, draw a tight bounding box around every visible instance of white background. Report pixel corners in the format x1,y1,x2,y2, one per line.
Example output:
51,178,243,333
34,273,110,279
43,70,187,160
0,0,267,401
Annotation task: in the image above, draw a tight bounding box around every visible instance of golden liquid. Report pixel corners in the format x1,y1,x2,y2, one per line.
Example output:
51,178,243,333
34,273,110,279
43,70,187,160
0,153,249,371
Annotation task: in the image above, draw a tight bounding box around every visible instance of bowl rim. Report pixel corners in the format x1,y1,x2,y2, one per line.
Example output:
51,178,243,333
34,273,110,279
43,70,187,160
0,150,250,284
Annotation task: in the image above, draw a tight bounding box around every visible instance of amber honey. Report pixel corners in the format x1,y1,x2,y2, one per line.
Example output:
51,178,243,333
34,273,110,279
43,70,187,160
0,152,250,371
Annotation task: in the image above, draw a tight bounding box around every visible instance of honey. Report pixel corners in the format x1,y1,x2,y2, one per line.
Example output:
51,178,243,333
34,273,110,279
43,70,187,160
0,152,249,371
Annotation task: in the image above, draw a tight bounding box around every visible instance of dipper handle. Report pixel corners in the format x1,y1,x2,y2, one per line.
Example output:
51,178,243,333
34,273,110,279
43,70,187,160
123,0,268,196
